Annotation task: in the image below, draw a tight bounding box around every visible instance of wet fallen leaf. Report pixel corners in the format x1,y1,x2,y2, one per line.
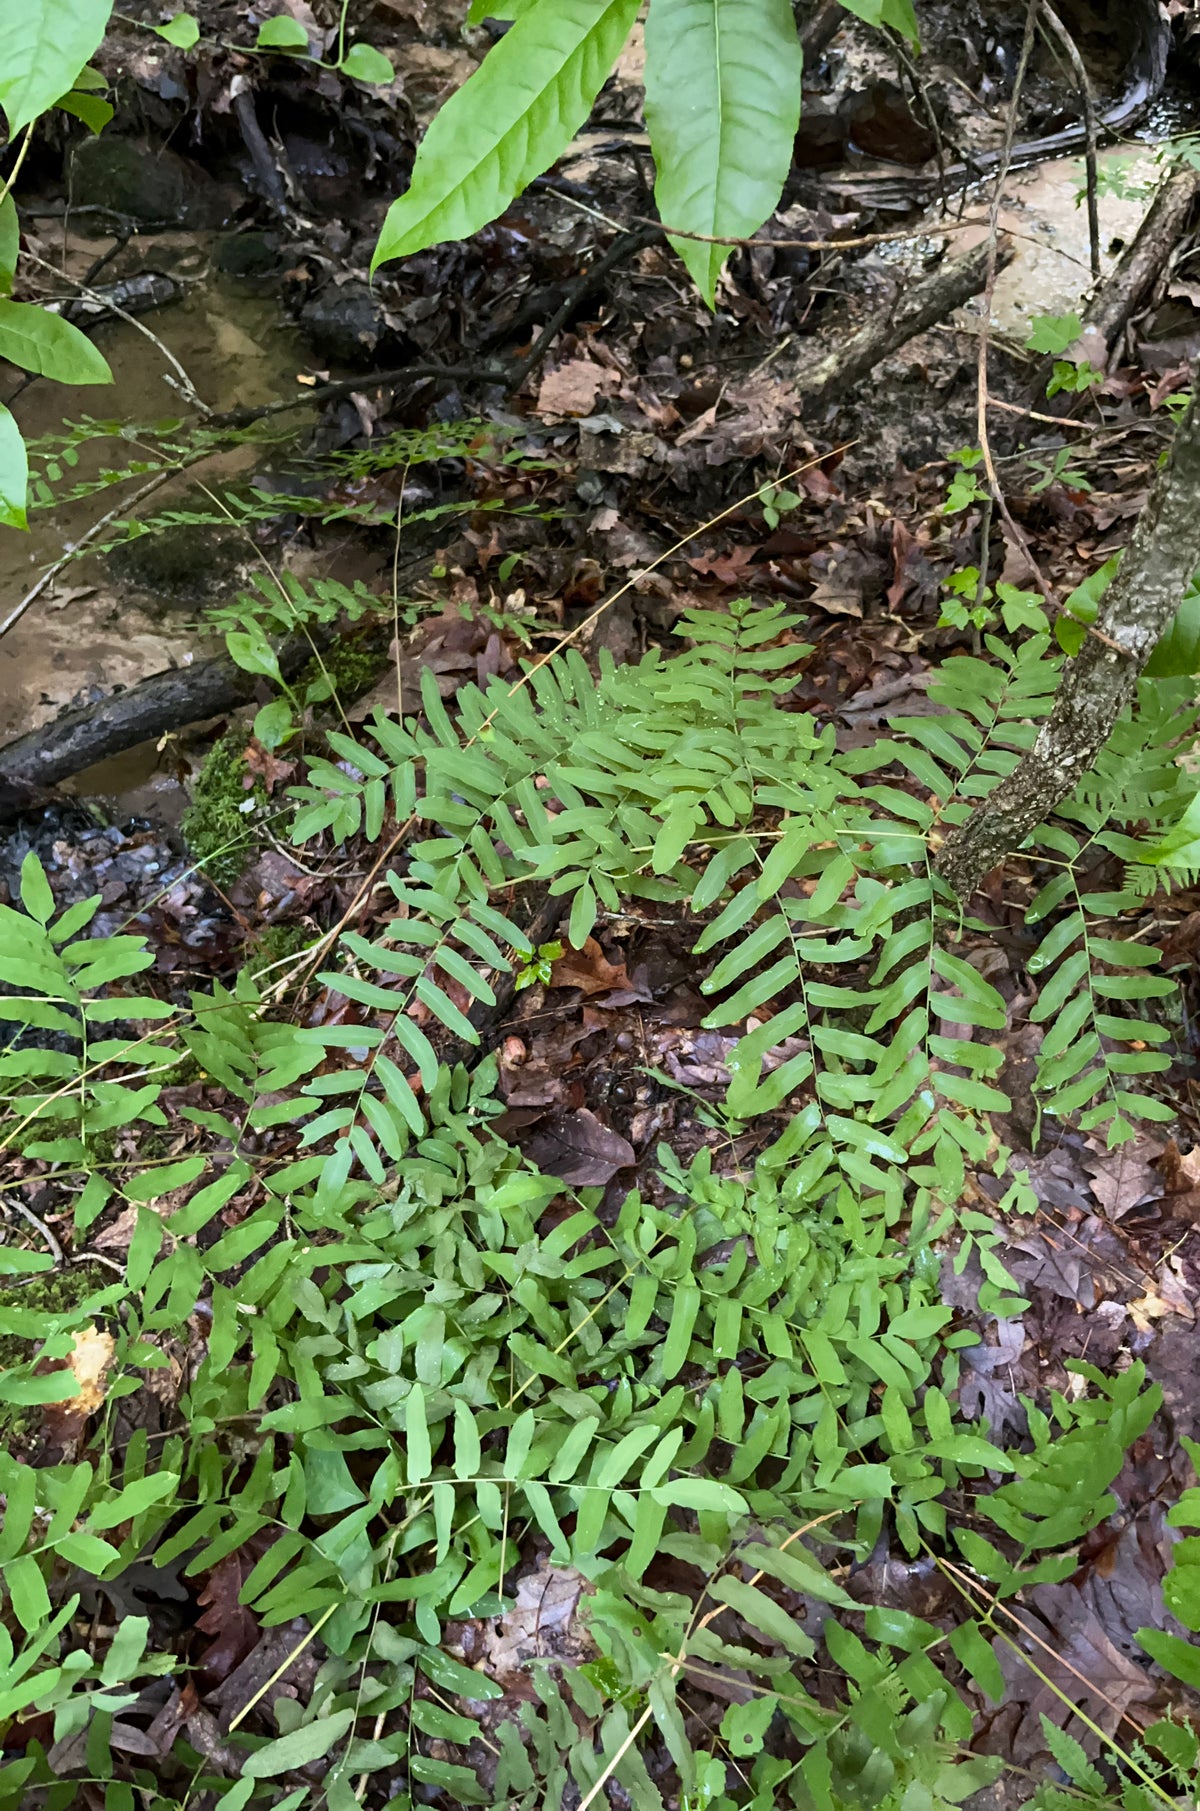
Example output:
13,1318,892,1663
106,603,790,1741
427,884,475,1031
522,1107,635,1186
483,1559,595,1678
549,936,633,997
244,740,298,795
196,1551,262,1684
1084,1132,1164,1222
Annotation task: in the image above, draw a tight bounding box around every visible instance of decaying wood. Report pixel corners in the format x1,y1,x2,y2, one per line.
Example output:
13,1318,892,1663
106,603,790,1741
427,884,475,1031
0,635,320,819
935,392,1200,900
794,238,1011,400
1083,163,1200,358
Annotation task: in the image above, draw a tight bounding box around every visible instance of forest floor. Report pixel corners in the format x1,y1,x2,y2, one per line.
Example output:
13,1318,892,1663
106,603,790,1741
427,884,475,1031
6,2,1200,1807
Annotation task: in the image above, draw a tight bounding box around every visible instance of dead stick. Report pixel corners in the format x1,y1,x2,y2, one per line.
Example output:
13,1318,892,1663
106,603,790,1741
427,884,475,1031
794,237,1011,398
1084,163,1200,355
1039,2,1100,280
0,633,323,805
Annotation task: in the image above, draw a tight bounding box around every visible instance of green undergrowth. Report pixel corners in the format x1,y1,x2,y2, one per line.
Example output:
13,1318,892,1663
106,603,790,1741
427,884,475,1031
2,598,1200,1809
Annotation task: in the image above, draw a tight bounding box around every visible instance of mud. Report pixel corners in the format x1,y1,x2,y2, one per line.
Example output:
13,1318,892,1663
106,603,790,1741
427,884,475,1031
0,256,303,747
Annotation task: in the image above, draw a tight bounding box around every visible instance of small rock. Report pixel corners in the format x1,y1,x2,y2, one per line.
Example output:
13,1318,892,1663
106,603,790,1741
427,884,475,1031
69,136,230,227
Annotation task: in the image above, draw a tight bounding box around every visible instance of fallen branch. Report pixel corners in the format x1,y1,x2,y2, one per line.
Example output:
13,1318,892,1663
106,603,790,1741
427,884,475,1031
1083,162,1200,358
934,392,1200,899
0,635,319,815
794,237,1011,399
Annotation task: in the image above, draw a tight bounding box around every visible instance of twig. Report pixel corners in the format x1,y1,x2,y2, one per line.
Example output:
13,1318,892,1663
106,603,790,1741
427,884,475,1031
509,225,659,386
207,361,511,431
9,1193,64,1264
231,79,294,220
889,29,948,214
973,492,994,653
20,248,212,416
0,461,195,640
632,211,990,252
795,239,1005,398
976,0,1049,597
0,126,33,214
1039,1,1100,280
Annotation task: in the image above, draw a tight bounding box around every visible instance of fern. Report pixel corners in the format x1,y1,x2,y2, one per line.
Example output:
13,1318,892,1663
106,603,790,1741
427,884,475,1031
2,589,1197,1810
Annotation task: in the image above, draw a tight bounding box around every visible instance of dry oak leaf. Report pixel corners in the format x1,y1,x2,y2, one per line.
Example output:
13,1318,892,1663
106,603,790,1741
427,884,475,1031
66,1324,115,1411
549,936,632,997
536,360,609,419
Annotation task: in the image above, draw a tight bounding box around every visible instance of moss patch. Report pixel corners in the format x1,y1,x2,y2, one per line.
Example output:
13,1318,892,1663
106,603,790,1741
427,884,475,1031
299,634,390,708
249,922,315,983
181,728,264,889
0,1263,112,1456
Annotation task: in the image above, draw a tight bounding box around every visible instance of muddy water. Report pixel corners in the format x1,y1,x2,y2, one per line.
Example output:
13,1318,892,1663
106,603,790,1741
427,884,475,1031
0,244,302,753
983,145,1163,334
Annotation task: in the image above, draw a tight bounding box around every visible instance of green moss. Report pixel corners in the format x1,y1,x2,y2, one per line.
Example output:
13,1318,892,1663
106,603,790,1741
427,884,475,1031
148,1050,203,1090
249,922,314,982
299,635,389,709
181,728,264,889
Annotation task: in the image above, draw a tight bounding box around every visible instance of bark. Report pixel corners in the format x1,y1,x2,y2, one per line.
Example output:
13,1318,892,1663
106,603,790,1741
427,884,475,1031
1083,164,1200,356
800,0,845,62
795,239,1011,399
934,392,1200,900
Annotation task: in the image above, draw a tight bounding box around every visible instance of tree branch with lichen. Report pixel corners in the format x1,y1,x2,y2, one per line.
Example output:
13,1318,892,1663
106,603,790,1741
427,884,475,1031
934,392,1200,900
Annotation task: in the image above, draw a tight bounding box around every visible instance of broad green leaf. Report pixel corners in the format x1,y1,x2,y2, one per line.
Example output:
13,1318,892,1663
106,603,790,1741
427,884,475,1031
87,1472,179,1530
19,852,55,923
0,300,112,384
54,1531,120,1572
125,1157,206,1203
100,1615,149,1686
1146,575,1200,678
225,624,281,682
242,1709,356,1777
406,1382,432,1484
948,1619,1004,1700
255,15,310,49
651,1477,747,1514
155,12,199,46
1024,311,1082,356
7,1553,51,1632
644,0,803,303
1137,1627,1200,1689
55,88,113,132
372,0,639,270
253,697,294,749
0,0,112,135
340,42,393,83
711,1575,813,1656
0,402,28,529
835,0,919,43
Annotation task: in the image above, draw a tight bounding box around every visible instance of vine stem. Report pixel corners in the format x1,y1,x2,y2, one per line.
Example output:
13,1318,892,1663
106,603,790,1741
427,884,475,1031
0,125,33,214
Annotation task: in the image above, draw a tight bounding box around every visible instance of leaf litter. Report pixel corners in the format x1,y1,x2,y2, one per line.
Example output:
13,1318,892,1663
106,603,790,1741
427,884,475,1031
6,3,1200,1805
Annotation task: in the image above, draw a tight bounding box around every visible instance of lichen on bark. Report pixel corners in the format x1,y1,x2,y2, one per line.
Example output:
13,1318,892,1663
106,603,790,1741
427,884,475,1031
935,392,1200,900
